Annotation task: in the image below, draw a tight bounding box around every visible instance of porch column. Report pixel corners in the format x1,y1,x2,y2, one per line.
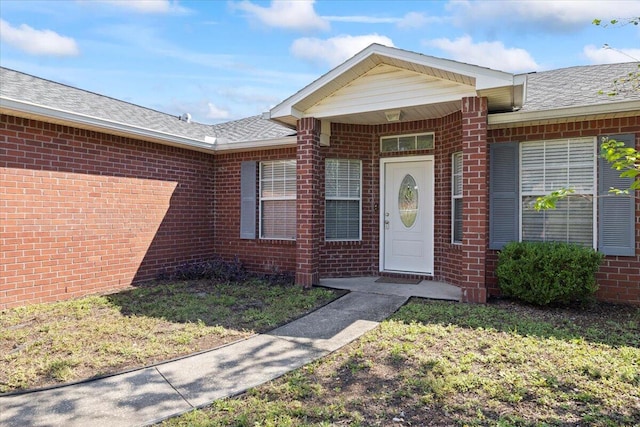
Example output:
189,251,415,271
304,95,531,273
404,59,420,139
461,96,489,303
295,117,322,288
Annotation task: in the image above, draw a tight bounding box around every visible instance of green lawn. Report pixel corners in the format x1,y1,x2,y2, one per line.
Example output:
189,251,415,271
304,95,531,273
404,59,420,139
161,299,640,427
0,279,340,393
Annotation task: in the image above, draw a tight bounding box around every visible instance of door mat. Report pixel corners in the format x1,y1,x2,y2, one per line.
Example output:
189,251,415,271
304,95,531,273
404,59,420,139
375,277,422,285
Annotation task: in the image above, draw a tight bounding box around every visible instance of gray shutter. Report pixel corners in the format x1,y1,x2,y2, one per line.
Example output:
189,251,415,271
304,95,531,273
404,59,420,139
489,142,519,250
598,133,636,256
240,161,256,239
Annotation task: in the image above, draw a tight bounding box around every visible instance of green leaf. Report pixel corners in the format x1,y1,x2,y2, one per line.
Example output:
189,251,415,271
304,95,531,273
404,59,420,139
534,188,575,211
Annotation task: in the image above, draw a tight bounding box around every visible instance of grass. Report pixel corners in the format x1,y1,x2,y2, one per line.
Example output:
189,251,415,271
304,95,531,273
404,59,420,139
0,279,340,393
160,299,640,427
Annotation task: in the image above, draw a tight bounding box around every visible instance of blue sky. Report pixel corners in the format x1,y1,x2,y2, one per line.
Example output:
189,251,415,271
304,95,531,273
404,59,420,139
1,0,639,124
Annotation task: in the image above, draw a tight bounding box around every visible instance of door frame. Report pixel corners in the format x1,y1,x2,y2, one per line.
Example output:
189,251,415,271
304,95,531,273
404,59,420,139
379,155,435,274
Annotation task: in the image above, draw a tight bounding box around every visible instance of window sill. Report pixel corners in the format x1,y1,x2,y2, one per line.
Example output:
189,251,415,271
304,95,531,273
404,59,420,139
324,240,363,246
258,238,296,245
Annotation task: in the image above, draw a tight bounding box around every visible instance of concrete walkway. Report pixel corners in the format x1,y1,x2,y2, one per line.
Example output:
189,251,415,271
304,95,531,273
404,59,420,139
0,277,461,427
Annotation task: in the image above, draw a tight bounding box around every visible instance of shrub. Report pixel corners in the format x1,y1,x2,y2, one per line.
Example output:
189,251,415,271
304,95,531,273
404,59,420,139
164,257,295,286
496,241,603,306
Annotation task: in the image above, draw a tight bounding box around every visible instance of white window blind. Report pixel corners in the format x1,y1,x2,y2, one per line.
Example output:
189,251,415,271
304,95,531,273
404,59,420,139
325,159,361,240
452,152,463,244
520,138,595,246
260,160,296,240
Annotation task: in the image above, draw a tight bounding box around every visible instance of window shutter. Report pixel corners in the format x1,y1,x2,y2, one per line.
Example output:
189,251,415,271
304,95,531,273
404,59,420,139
489,142,519,250
598,133,636,256
240,161,256,239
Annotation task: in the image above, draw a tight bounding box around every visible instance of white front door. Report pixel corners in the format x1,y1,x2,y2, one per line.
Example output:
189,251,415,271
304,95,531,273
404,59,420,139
381,157,434,274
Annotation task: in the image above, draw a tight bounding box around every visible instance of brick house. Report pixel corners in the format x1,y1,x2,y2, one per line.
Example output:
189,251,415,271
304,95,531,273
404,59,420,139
1,44,639,309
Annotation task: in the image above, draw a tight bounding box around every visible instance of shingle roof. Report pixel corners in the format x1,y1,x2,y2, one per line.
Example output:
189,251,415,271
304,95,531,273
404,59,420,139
1,61,638,146
0,67,214,140
519,62,640,112
211,115,295,142
0,67,294,144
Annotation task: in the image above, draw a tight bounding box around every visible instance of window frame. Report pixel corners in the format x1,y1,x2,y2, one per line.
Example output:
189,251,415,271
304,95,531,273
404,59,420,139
451,152,463,245
380,132,435,153
518,137,597,248
325,158,362,241
259,159,297,241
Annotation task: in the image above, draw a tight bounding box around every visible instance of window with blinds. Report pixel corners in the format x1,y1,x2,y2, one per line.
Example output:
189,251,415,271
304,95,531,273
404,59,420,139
325,159,361,241
520,138,596,246
452,152,463,244
260,160,296,240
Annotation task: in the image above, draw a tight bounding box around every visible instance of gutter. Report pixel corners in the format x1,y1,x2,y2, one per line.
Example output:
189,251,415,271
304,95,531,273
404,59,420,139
488,100,640,127
1,97,218,154
214,136,296,152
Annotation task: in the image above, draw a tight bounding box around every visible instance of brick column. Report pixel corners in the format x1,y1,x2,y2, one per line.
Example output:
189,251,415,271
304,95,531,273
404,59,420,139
295,117,322,288
461,97,489,303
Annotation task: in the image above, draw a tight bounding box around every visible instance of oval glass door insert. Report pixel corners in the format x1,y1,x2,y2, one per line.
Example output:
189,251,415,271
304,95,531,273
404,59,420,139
399,174,418,228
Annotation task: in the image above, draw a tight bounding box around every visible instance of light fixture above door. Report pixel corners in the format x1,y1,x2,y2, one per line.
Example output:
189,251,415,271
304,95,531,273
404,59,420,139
384,109,402,122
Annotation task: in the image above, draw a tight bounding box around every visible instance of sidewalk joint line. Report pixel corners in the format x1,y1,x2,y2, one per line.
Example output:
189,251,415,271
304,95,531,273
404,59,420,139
155,367,193,408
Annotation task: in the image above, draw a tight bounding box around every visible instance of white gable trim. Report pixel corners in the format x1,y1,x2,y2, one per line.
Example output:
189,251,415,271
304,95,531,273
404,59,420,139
305,64,477,119
269,44,519,123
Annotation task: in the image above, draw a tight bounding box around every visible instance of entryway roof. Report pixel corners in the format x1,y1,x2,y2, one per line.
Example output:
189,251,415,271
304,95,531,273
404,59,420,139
267,44,526,126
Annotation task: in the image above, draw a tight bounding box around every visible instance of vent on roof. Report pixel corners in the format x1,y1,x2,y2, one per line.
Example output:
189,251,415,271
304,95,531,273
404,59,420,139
179,113,191,123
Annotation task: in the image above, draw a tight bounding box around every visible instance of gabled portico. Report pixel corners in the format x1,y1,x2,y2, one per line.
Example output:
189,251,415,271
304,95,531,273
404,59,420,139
265,44,526,302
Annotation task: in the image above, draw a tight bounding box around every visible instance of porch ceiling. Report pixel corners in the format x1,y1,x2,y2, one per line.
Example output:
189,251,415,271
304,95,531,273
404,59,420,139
268,44,523,127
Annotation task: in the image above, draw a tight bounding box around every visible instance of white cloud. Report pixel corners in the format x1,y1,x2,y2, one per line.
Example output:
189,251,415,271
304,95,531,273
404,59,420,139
97,0,188,14
323,11,441,28
234,0,329,32
425,35,539,73
207,102,231,120
290,34,394,67
583,45,640,64
0,19,80,56
447,0,640,31
397,12,431,29
323,15,397,24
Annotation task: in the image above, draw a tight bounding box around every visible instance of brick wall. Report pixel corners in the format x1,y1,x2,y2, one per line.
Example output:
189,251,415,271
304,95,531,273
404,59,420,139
319,122,379,277
319,116,465,282
211,126,379,279
488,116,640,305
459,97,489,303
434,112,464,287
212,148,297,275
5,110,636,309
296,118,323,287
212,117,465,282
0,114,216,309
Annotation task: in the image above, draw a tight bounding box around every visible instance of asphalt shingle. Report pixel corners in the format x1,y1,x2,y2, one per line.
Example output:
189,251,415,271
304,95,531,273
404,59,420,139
0,67,294,144
2,62,638,145
520,62,640,112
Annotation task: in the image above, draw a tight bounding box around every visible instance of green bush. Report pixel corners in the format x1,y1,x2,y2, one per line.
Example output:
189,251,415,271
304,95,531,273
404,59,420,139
496,241,604,306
